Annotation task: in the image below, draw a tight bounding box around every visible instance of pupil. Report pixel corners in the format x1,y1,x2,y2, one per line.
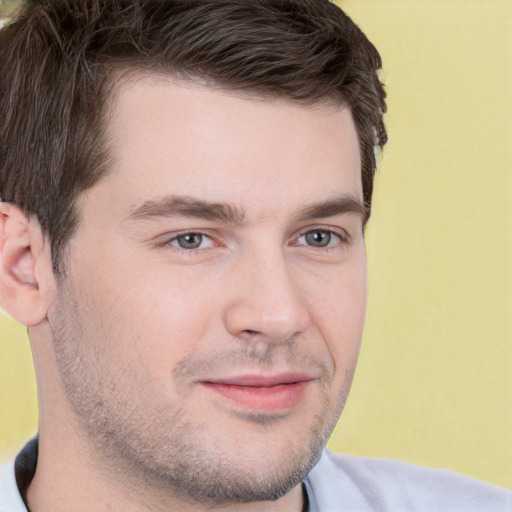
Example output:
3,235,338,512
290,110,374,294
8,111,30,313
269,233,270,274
178,233,202,249
306,231,330,247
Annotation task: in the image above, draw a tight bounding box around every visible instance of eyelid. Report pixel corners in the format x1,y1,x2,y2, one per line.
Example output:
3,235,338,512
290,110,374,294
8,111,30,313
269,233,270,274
293,225,351,247
158,230,219,252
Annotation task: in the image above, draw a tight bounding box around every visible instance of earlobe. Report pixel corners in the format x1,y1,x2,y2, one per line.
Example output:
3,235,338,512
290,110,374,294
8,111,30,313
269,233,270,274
0,203,55,326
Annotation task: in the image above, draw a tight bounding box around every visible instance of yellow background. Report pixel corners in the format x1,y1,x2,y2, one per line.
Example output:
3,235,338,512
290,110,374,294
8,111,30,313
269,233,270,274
1,0,511,489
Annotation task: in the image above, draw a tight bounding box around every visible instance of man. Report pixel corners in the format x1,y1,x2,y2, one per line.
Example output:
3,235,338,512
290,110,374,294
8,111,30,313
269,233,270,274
0,1,509,511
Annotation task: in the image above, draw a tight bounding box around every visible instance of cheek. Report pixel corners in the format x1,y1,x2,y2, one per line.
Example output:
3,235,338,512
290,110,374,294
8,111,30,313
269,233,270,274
110,271,220,380
306,261,367,371
66,234,225,389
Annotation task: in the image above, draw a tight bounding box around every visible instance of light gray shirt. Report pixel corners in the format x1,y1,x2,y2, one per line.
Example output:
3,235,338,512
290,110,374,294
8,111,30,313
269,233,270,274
304,450,511,511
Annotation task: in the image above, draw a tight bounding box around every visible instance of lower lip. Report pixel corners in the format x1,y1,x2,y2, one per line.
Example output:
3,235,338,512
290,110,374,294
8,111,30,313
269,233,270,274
201,381,309,412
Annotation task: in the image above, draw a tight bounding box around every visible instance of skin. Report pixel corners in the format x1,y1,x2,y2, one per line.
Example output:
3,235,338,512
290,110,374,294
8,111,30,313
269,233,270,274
0,76,367,511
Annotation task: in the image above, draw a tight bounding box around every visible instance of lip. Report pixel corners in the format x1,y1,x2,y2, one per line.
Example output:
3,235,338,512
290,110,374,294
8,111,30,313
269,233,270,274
200,373,314,412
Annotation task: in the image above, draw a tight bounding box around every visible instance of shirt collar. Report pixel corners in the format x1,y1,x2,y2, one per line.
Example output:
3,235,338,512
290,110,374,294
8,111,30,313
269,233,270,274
14,436,38,511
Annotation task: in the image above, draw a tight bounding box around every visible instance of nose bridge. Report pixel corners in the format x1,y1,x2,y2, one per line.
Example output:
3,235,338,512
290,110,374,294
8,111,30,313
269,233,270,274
223,241,312,343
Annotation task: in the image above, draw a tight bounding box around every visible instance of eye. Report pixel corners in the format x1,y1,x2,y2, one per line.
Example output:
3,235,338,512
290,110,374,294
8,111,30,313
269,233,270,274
169,232,214,250
295,229,347,249
305,230,332,247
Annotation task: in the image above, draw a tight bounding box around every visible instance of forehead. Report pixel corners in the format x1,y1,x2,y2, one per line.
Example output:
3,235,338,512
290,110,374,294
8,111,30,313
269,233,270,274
96,75,362,217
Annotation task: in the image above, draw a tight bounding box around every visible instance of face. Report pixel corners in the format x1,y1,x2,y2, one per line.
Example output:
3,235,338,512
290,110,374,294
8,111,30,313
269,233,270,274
49,76,367,504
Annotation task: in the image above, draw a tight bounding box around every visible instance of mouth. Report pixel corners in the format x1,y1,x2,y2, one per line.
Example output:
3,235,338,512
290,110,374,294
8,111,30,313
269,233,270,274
200,373,314,412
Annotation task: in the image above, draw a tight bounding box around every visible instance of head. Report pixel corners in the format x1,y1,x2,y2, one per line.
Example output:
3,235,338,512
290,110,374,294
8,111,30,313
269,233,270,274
0,0,386,508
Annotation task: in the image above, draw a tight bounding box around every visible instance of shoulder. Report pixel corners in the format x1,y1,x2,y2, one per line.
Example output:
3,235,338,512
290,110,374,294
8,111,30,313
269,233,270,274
304,450,512,512
0,459,27,512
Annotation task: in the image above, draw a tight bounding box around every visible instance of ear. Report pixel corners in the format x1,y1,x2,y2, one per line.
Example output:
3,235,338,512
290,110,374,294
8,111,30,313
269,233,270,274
0,203,56,326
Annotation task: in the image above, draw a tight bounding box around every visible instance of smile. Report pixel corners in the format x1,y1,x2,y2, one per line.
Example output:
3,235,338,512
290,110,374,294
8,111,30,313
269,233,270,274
200,374,314,412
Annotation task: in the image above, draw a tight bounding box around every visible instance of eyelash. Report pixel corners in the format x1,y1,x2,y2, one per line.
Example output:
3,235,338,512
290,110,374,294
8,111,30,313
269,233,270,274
294,227,350,251
162,231,217,254
160,226,350,254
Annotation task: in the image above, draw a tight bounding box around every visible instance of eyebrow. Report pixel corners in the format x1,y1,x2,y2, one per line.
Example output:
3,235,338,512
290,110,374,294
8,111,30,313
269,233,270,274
294,194,366,223
126,195,246,224
125,193,365,225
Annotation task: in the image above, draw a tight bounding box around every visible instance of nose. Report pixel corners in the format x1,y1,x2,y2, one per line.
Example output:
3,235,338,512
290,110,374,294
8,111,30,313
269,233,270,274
223,248,312,344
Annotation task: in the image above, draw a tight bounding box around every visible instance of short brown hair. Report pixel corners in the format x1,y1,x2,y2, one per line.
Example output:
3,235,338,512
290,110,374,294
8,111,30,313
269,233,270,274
0,0,386,273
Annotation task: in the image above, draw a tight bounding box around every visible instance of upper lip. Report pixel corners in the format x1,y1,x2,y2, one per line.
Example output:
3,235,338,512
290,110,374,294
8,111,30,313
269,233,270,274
202,373,315,387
